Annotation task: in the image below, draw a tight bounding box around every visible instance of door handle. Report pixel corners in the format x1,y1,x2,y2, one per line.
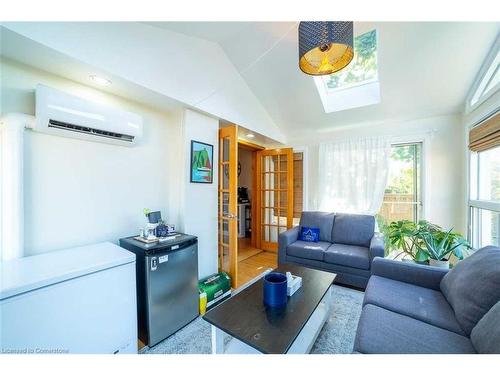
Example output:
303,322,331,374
223,213,237,219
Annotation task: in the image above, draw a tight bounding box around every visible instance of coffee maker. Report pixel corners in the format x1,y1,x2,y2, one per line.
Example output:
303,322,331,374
238,187,250,203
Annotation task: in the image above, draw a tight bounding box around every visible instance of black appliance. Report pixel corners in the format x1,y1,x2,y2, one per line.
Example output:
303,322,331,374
238,186,250,203
119,234,199,347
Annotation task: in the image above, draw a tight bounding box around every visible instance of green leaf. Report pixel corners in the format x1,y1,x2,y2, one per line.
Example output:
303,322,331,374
415,248,429,262
453,246,464,260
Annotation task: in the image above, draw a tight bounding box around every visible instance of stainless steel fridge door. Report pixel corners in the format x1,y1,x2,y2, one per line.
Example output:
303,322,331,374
145,244,199,346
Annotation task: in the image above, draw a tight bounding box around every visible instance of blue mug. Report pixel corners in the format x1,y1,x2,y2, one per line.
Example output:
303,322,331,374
263,272,287,308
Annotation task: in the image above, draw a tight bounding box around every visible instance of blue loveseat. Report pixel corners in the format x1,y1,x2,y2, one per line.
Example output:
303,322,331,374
354,245,500,354
278,211,384,288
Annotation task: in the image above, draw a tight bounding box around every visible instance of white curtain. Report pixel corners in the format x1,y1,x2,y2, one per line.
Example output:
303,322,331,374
318,136,391,215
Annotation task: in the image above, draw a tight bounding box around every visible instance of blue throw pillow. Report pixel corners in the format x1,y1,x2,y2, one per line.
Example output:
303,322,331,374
299,227,320,242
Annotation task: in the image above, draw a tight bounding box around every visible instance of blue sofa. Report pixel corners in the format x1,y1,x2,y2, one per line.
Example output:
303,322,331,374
354,245,500,354
278,211,384,288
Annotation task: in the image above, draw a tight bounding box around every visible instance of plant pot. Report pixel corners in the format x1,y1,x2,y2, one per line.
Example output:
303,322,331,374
429,259,449,269
401,258,416,263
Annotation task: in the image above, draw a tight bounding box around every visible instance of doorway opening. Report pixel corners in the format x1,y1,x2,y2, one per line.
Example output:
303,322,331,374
235,145,304,287
236,140,277,287
218,124,300,289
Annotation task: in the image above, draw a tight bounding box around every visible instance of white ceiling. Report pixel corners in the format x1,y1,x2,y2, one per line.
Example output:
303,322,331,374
148,22,500,140
142,22,256,45
0,26,184,114
2,22,499,144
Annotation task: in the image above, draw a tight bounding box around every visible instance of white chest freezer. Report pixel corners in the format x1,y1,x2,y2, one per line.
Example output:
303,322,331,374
0,242,137,354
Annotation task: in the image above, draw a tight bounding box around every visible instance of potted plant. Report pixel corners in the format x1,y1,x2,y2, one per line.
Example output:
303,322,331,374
384,219,471,267
415,229,471,268
385,219,441,261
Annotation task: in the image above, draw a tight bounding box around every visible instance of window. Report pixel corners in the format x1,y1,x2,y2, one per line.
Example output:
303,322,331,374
314,29,380,113
321,29,378,91
379,143,422,224
469,145,500,248
467,37,500,111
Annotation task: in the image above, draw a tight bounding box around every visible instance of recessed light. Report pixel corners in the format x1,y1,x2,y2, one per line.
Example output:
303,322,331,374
90,75,111,86
246,133,255,138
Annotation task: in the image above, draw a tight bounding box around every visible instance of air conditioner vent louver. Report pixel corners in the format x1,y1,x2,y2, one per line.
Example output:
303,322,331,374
48,119,134,142
35,85,143,146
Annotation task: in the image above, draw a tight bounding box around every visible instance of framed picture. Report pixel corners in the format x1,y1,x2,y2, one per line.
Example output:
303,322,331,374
190,140,214,183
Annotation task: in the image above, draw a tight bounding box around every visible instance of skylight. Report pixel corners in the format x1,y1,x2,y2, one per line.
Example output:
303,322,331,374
322,29,378,91
314,29,380,113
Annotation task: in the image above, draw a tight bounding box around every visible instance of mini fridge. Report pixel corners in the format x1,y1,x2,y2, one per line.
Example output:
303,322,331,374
119,234,199,347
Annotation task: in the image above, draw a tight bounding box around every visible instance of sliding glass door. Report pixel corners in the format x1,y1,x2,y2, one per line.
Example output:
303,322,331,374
379,143,423,224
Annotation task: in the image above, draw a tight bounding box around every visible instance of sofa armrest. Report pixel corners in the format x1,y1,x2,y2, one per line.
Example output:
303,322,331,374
371,257,449,290
278,226,300,265
369,233,385,263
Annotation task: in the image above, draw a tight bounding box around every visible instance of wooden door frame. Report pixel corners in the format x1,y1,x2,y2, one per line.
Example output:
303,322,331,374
219,125,238,288
237,140,264,249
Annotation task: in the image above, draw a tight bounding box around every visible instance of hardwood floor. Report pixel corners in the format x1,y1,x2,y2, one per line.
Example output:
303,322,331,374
237,238,277,287
238,237,261,261
138,340,145,350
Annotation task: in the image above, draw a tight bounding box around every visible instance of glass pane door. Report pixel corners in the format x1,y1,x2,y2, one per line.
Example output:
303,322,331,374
256,148,294,251
379,143,422,224
218,125,238,287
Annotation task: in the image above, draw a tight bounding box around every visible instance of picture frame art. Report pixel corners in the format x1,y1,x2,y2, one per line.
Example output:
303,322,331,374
190,140,214,183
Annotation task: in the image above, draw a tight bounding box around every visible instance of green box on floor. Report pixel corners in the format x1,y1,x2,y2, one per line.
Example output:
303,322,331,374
198,272,231,311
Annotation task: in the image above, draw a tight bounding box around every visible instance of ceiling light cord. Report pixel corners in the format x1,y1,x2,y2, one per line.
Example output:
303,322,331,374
192,22,299,108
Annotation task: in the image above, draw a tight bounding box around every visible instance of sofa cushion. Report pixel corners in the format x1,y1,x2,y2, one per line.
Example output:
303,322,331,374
364,275,465,335
471,300,500,354
284,255,371,288
286,240,330,261
331,213,374,247
298,226,320,242
440,245,500,335
354,304,476,354
299,211,335,242
324,244,370,270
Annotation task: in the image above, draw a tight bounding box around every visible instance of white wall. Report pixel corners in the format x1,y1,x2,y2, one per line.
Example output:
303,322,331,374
2,22,285,143
1,58,184,256
181,109,219,279
289,114,467,233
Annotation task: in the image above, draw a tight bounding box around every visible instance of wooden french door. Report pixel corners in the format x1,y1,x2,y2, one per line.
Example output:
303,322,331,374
218,125,238,288
256,148,294,252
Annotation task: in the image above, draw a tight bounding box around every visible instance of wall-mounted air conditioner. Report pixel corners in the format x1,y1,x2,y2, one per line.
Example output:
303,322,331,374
35,84,143,146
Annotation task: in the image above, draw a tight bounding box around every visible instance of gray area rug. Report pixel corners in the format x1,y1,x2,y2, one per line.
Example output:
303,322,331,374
142,284,364,354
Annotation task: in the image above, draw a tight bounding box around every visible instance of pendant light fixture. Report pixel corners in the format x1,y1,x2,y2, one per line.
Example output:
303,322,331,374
298,21,354,76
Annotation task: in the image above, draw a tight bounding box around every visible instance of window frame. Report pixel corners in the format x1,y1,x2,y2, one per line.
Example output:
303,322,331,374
468,144,500,248
381,141,425,224
465,35,500,114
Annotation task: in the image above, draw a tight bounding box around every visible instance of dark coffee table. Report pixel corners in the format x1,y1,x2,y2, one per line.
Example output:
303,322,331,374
203,264,336,354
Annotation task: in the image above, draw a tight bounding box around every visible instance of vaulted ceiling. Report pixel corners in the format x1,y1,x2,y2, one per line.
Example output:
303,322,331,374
2,22,499,144
148,22,499,141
